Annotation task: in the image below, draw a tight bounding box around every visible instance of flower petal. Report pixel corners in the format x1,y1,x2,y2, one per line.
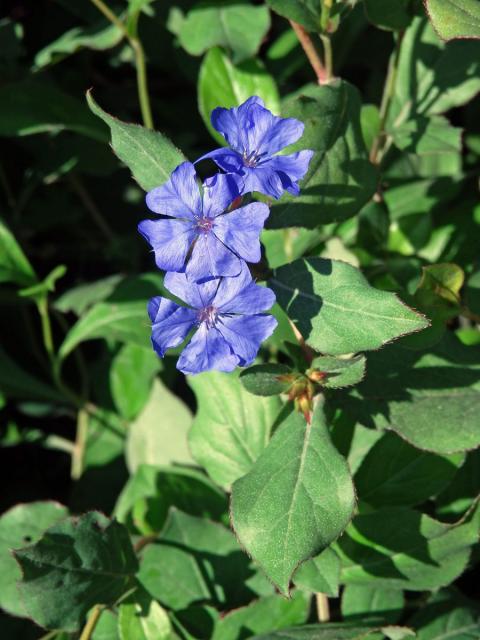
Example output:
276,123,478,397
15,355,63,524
149,298,196,357
257,117,305,156
202,173,242,218
242,166,285,199
177,324,239,374
213,202,270,264
138,218,196,272
186,233,242,281
213,263,276,314
210,96,265,152
268,149,314,182
164,271,219,309
195,148,244,174
217,314,278,366
145,161,201,219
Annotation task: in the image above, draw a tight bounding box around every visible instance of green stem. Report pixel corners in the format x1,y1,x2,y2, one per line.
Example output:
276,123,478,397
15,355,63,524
79,605,105,640
36,298,56,367
289,20,329,85
369,31,404,165
89,0,154,129
316,593,330,622
38,631,60,640
319,33,333,81
71,408,89,480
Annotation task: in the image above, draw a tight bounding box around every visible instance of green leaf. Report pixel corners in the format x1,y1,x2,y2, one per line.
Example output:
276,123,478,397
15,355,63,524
179,0,271,63
354,431,464,507
54,274,124,315
0,347,64,402
465,268,480,315
231,406,355,595
114,464,227,534
425,0,480,40
34,17,123,69
93,609,120,640
212,592,311,640
436,450,480,519
86,91,186,190
138,509,272,611
250,624,414,639
364,0,412,31
0,501,68,618
360,104,381,151
0,79,107,141
268,81,377,229
309,355,366,389
58,273,165,360
239,363,295,396
389,18,480,126
198,47,280,145
261,227,323,270
336,506,479,590
293,548,341,597
270,258,428,356
126,379,193,473
339,333,480,454
19,264,66,301
0,217,36,286
14,512,138,631
188,370,282,488
110,344,161,420
341,585,404,625
118,591,174,640
409,587,480,638
266,0,321,31
416,263,464,308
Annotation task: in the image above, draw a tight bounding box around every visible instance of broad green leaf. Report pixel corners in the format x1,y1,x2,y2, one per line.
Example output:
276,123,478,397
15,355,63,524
293,548,341,597
360,104,381,151
138,509,272,611
93,609,120,640
261,227,323,270
270,258,428,355
341,585,404,625
465,268,480,315
0,347,64,402
212,592,311,640
188,370,282,488
339,333,480,453
86,91,186,190
266,0,321,31
0,217,36,286
179,0,270,63
110,343,161,420
14,512,138,631
239,363,295,396
118,592,173,640
54,274,123,315
0,79,107,141
126,379,193,473
250,625,415,639
409,588,480,638
310,355,366,389
364,0,412,30
389,18,480,126
435,450,480,519
0,501,68,618
425,0,480,40
231,406,355,595
354,431,464,507
58,273,165,360
269,82,377,229
198,47,280,145
336,506,479,590
34,17,123,69
114,464,227,534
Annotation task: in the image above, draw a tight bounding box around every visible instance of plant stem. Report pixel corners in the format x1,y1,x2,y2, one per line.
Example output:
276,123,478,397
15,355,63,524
67,174,115,242
71,408,89,480
320,34,333,81
134,534,157,553
462,306,480,324
36,298,56,368
289,20,330,85
288,318,315,365
369,31,404,165
38,631,60,640
89,0,154,129
316,593,330,621
79,604,105,640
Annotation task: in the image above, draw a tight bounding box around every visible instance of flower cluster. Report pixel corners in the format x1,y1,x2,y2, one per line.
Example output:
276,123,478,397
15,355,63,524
139,96,313,375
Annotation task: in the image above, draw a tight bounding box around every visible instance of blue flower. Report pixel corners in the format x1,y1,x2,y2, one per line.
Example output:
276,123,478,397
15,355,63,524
148,263,277,374
196,96,314,199
139,162,270,281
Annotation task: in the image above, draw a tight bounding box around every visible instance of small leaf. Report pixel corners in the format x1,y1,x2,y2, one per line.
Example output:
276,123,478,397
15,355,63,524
409,587,480,638
54,274,123,315
188,370,282,488
416,263,464,308
266,0,321,31
268,81,377,229
198,47,280,146
14,512,138,631
126,379,193,473
118,590,173,640
270,257,428,356
364,0,412,31
179,0,270,63
239,363,295,396
425,0,480,40
86,91,186,191
309,355,366,389
19,264,66,301
0,216,36,287
0,501,68,618
250,624,414,639
341,585,404,625
293,548,341,597
231,405,355,595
